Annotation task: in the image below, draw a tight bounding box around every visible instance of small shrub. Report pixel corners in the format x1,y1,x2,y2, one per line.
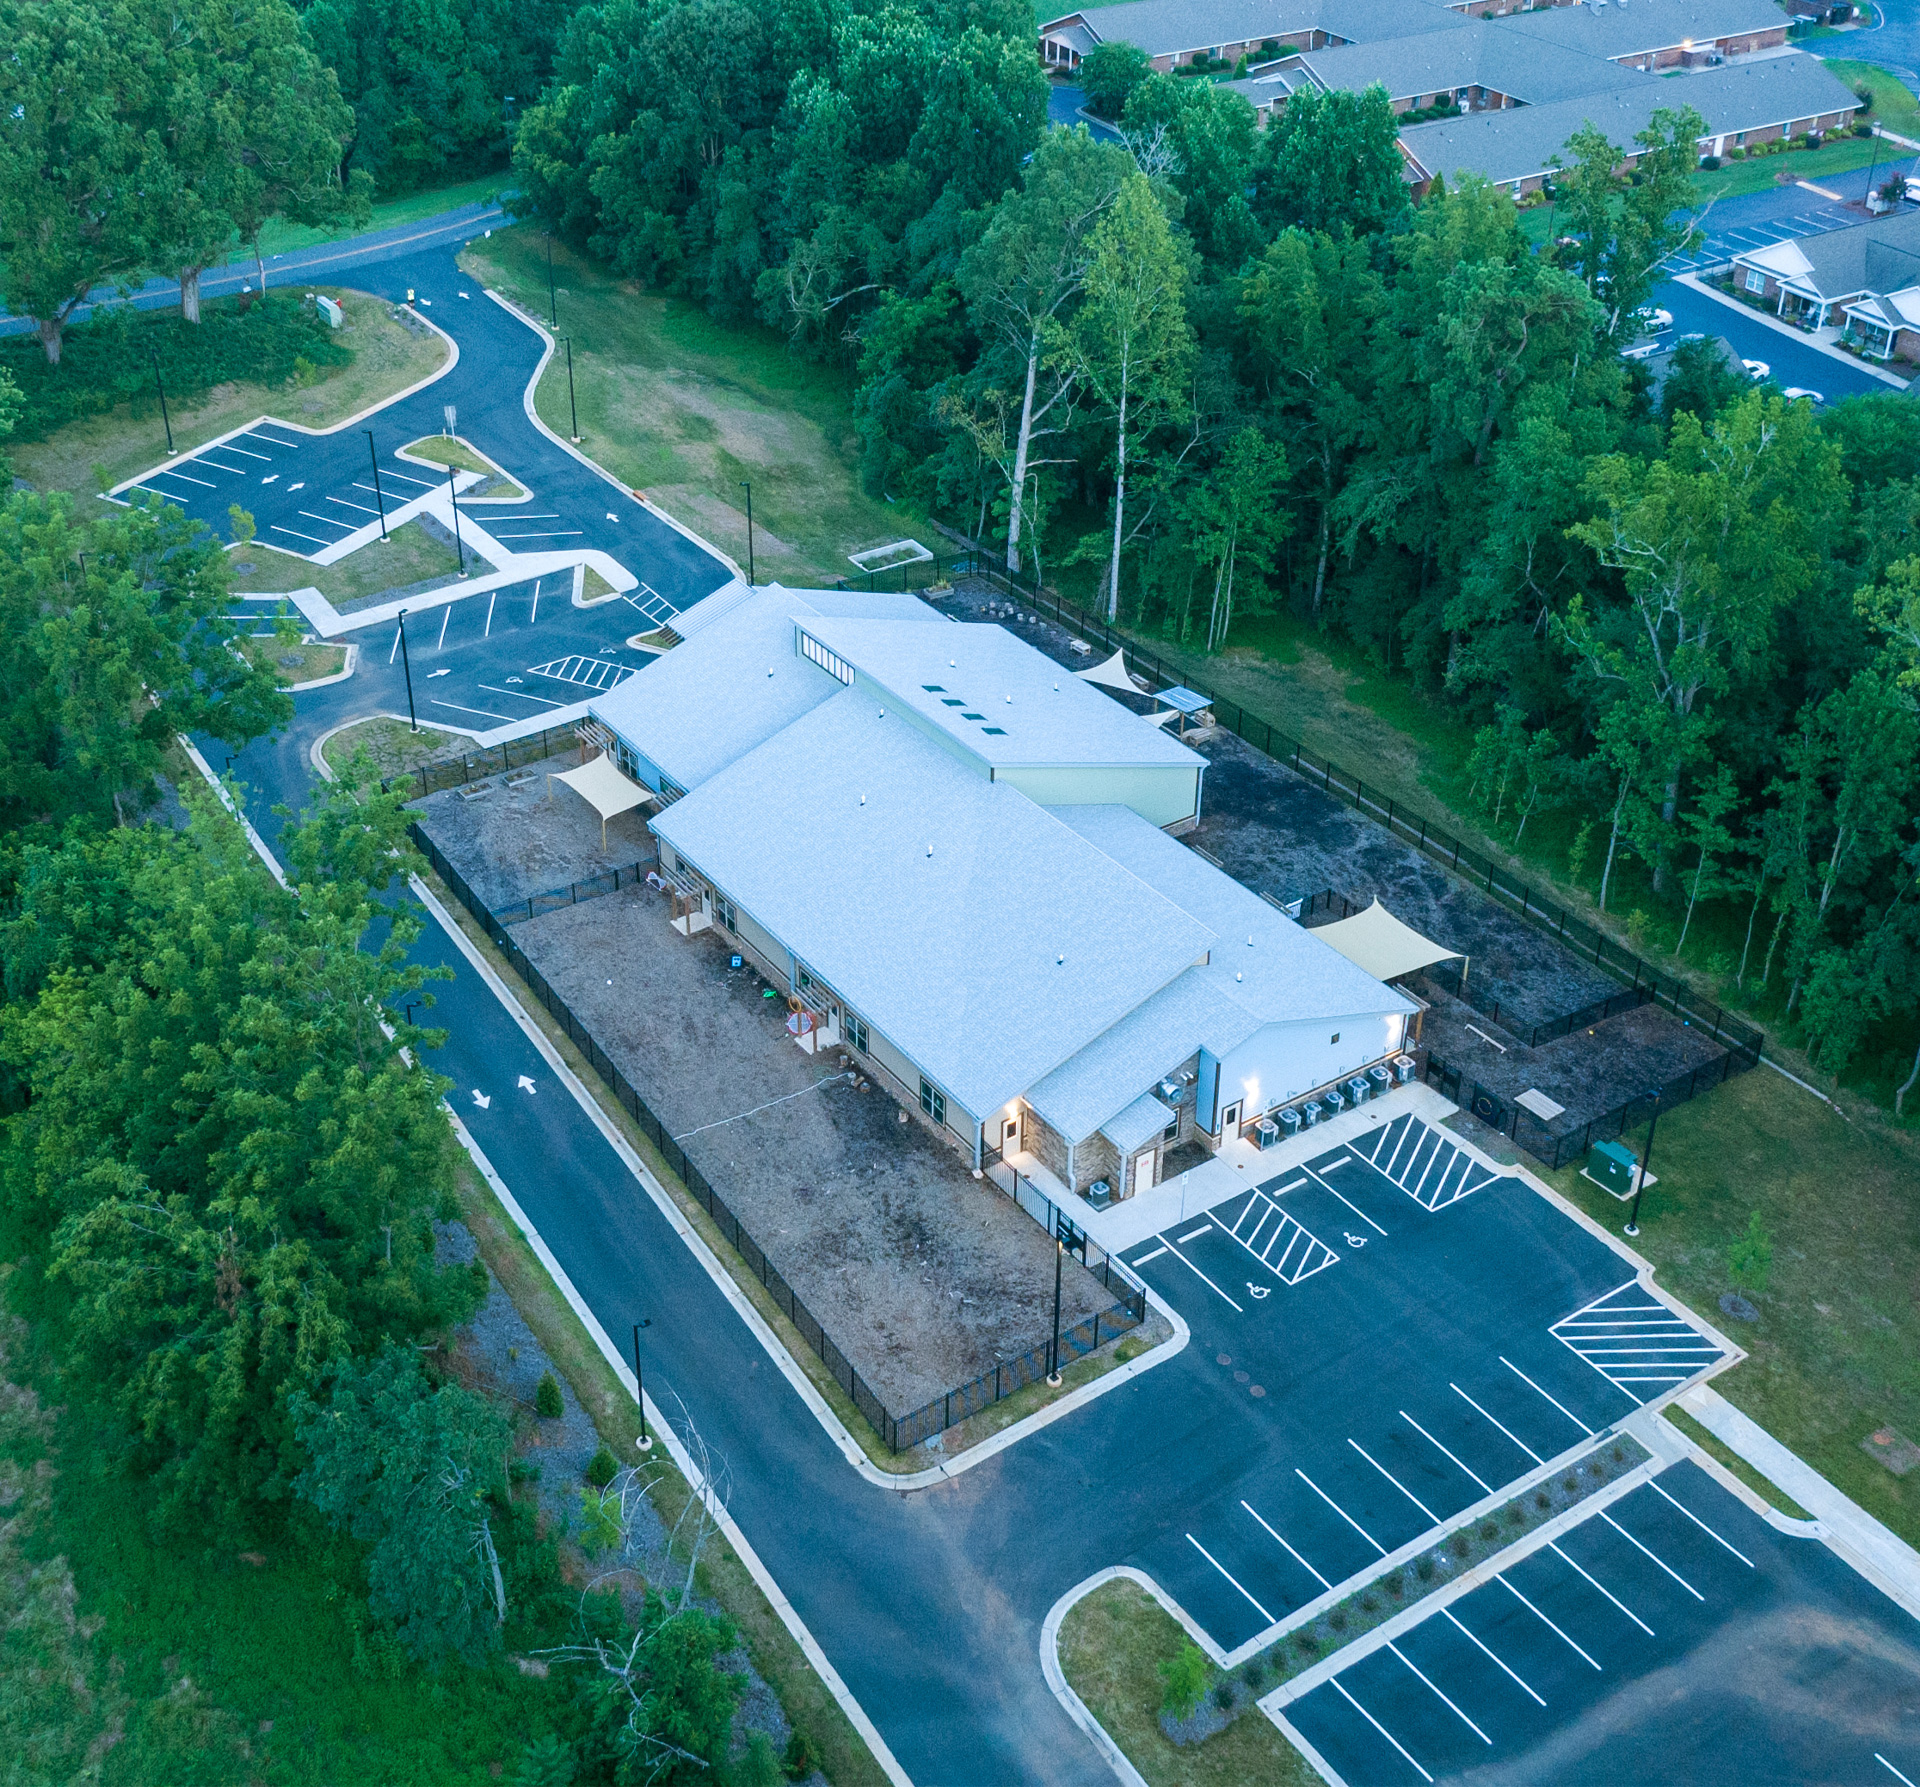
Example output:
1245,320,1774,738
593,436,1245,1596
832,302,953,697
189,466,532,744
1728,1211,1774,1294
586,1445,618,1488
1297,1630,1319,1656
1159,1642,1210,1721
733,1733,782,1787
1328,1606,1349,1633
536,1371,564,1418
782,1729,819,1781
1564,1474,1579,1493
1505,1503,1526,1529
1449,1529,1472,1559
1360,1593,1379,1615
1213,1679,1236,1712
1244,1658,1269,1692
1479,1521,1499,1543
1415,1553,1437,1582
1612,1443,1626,1465
1386,1572,1405,1601
1535,1489,1552,1512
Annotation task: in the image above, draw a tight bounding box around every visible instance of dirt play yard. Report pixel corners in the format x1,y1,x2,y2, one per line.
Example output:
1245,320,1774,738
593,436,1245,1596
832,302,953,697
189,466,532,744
416,780,1118,1415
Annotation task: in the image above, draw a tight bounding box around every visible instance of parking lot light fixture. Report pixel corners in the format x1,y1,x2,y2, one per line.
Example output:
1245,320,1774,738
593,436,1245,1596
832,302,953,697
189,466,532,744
397,609,417,733
563,335,580,441
739,480,754,585
1047,1235,1063,1385
633,1320,653,1451
446,461,466,573
150,346,174,455
364,429,388,540
547,233,557,328
1625,1088,1661,1238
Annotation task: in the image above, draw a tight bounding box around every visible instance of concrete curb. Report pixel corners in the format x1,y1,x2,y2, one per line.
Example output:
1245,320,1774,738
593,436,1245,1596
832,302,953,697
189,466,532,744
1678,1383,1920,1619
285,641,357,692
1039,1569,1159,1787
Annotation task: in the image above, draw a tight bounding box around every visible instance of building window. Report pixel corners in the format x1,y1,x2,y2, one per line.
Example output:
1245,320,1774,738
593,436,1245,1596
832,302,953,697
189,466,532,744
798,631,855,684
1745,269,1766,295
846,1011,869,1053
1163,1116,1180,1142
715,894,737,932
1330,1032,1340,1045
919,1077,946,1127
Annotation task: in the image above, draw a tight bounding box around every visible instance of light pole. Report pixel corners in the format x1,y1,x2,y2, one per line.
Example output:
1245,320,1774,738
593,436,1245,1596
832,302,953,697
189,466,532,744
632,1320,653,1451
364,429,389,540
563,335,580,441
445,461,466,574
397,609,417,732
546,233,557,328
150,347,174,455
1625,1088,1661,1238
738,479,755,586
1046,1234,1064,1385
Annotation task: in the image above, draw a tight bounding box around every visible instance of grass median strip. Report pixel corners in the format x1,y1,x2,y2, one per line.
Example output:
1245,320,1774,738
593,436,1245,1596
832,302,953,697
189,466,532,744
1662,1405,1815,1523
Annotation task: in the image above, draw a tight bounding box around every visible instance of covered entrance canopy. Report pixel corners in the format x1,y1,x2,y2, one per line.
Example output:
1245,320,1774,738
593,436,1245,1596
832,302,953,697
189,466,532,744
549,752,654,850
1311,898,1466,988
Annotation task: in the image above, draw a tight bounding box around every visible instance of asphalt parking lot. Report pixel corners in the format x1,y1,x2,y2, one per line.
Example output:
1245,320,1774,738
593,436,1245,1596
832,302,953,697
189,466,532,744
1117,1117,1732,1652
1274,1460,1920,1787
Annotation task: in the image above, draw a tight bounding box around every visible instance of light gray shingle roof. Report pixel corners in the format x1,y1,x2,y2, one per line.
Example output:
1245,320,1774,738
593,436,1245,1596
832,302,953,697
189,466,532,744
1493,0,1788,61
1300,24,1639,104
1102,1092,1178,1155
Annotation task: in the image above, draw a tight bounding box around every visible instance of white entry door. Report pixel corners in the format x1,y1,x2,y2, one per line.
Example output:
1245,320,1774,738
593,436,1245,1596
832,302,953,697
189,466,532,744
1002,1115,1020,1156
1133,1149,1157,1196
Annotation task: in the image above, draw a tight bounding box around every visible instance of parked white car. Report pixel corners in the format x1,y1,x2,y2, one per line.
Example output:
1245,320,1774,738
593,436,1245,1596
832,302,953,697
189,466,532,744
1742,358,1770,380
1633,307,1674,332
1782,385,1826,405
1620,341,1661,361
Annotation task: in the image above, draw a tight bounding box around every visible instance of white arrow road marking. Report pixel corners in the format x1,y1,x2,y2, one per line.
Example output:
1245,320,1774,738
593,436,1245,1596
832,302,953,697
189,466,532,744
471,1089,491,1109
262,473,278,483
518,1075,536,1093
287,481,305,491
606,511,618,521
427,668,451,678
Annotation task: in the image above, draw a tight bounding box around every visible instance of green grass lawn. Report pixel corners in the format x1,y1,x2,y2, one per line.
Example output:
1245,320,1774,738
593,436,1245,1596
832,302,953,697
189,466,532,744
459,229,930,588
257,172,514,258
1823,57,1920,140
1692,133,1885,203
239,635,348,686
233,517,465,606
323,717,467,777
403,431,530,499
1538,1067,1920,1548
13,290,449,504
1059,1580,1317,1787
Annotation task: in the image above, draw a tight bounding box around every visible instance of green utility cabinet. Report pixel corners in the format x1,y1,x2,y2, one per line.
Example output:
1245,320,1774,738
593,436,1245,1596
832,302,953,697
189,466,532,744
1586,1139,1639,1197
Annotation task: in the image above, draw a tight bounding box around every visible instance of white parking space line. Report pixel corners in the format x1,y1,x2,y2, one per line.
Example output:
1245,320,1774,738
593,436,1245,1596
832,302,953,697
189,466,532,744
437,608,452,649
1272,1178,1308,1194
1878,1754,1919,1786
1443,1608,1545,1707
1177,1226,1211,1243
382,470,441,489
154,467,217,488
245,430,300,447
485,592,497,637
1131,1245,1168,1265
1319,1157,1350,1170
325,494,381,515
1647,1479,1755,1567
495,531,585,539
1389,1642,1492,1745
1549,1542,1654,1635
1599,1511,1703,1601
1305,1162,1389,1235
1498,1576,1603,1670
197,457,251,475
1401,1412,1493,1494
1329,1679,1433,1784
1451,1384,1545,1465
297,510,356,528
1186,1533,1276,1623
1501,1357,1595,1436
1158,1237,1244,1312
1211,1194,1338,1285
1241,1499,1333,1589
1349,1439,1441,1523
269,524,332,547
221,443,271,461
430,698,515,722
1297,1468,1387,1556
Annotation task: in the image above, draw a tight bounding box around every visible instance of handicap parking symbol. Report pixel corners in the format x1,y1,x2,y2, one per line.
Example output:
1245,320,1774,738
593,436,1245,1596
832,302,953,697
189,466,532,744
1343,1232,1368,1249
1247,1283,1270,1300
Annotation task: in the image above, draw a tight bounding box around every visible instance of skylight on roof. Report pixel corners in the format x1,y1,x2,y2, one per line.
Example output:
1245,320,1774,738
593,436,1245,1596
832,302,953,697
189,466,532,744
982,726,1007,735
922,684,944,692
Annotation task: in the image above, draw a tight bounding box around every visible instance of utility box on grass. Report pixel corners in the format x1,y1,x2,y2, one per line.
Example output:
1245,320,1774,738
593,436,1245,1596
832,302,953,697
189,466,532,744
1585,1139,1640,1199
314,294,343,328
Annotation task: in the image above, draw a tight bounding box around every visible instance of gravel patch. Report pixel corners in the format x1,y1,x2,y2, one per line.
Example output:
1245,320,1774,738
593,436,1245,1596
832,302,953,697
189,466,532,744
414,749,656,911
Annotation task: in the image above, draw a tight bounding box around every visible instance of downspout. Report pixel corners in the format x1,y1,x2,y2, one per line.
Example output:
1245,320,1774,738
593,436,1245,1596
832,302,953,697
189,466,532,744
973,1122,983,1172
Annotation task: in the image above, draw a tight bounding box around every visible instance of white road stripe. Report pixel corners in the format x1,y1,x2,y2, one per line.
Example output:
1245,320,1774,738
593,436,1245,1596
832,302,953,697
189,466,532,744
1451,1384,1544,1465
478,684,566,708
297,510,355,528
245,431,300,447
1401,1412,1492,1493
382,470,441,488
269,525,332,546
1329,1679,1432,1784
1131,1246,1168,1265
1501,1357,1595,1436
1349,1438,1440,1523
1600,1511,1704,1601
1389,1641,1491,1744
1550,1542,1654,1635
429,698,515,721
1305,1162,1389,1235
1443,1608,1544,1706
221,443,270,460
1186,1533,1275,1624
1241,1499,1332,1589
1159,1237,1244,1312
1498,1576,1602,1670
1297,1469,1386,1556
1878,1755,1919,1786
1177,1226,1211,1243
154,467,217,488
325,494,381,514
1647,1479,1754,1567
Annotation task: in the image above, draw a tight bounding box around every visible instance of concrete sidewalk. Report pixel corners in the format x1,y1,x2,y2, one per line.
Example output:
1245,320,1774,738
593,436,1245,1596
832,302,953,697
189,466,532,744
1678,1382,1920,1619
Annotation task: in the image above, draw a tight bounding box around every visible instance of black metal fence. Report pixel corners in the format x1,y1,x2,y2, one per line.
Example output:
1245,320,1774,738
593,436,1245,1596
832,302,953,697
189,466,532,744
495,860,655,926
911,551,1769,1072
413,824,1145,1453
1416,961,1658,1051
1424,1046,1753,1171
382,724,584,802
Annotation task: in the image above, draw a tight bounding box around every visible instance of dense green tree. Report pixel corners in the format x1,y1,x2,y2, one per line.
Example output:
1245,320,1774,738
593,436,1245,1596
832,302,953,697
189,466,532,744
1077,40,1150,122
1182,426,1289,650
1119,74,1262,271
1254,83,1408,238
292,1346,513,1664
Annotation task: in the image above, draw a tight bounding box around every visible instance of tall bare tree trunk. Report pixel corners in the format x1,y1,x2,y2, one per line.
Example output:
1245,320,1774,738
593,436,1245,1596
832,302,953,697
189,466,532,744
37,317,63,365
1106,378,1130,622
1006,331,1041,574
179,266,204,323
1896,1041,1920,1117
